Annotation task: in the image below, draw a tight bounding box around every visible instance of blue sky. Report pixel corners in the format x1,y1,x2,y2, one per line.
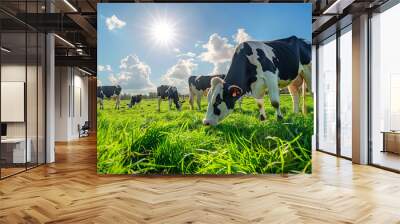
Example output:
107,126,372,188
98,3,311,94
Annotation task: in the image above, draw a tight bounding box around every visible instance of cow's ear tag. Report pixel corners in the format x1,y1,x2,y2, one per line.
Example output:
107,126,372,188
228,85,242,97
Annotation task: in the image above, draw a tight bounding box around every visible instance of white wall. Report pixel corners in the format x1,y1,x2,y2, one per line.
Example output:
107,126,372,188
55,67,89,141
55,67,69,141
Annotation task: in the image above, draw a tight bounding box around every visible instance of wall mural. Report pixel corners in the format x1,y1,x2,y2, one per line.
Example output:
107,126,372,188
97,3,313,174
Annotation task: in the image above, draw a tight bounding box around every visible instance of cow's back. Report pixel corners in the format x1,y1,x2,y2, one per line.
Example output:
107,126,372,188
157,85,169,98
101,86,116,98
191,74,226,91
264,36,302,80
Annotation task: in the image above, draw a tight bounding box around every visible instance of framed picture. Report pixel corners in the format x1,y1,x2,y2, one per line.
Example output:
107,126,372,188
97,3,313,175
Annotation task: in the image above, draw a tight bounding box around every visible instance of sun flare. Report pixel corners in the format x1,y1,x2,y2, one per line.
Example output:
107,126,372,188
150,19,177,46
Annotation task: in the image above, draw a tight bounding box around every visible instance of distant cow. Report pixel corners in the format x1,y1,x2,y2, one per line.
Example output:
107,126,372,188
97,85,122,110
203,36,311,126
128,94,142,108
188,74,225,110
157,85,181,111
97,89,105,110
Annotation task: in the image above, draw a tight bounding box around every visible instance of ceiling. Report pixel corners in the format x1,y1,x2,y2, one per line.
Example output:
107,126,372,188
0,0,393,74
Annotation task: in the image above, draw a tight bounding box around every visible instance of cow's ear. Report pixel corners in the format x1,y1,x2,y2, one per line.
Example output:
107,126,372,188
228,85,243,97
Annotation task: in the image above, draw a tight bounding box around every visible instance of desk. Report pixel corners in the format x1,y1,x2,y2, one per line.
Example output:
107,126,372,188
1,138,31,163
382,131,400,154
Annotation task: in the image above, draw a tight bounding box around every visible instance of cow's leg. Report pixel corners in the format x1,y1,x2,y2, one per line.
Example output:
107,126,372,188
302,80,307,114
300,63,312,114
265,73,282,120
168,98,172,110
255,98,266,121
301,63,312,93
251,79,267,120
189,89,194,110
287,83,299,113
115,96,120,110
196,93,202,111
158,97,161,111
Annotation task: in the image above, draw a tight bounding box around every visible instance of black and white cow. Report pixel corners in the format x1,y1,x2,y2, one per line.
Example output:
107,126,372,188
97,89,105,110
157,85,181,111
127,94,142,108
203,36,311,126
188,74,225,110
97,85,122,110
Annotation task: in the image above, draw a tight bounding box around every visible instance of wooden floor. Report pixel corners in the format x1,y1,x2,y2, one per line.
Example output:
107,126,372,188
1,136,400,224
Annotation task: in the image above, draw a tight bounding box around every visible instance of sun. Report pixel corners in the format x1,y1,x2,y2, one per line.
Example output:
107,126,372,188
150,19,177,47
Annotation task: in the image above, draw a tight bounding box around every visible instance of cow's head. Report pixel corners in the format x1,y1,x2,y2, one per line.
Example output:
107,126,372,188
203,77,242,126
203,42,255,126
167,87,181,111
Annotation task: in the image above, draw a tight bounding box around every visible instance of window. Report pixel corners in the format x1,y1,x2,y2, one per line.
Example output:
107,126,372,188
370,3,400,171
339,26,352,158
0,1,46,179
317,35,337,154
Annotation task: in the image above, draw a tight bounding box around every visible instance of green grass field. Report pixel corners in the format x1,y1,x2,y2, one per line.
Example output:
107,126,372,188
97,94,313,174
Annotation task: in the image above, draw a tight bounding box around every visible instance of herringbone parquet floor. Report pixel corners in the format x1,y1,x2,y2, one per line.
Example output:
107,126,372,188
1,135,400,224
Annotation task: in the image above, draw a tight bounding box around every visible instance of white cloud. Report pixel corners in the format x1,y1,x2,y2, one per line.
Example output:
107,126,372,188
98,64,112,72
109,54,155,94
173,48,181,53
194,40,203,48
108,73,118,85
161,58,198,94
197,29,254,74
105,15,126,31
212,61,230,74
233,28,252,44
199,33,234,64
199,33,235,75
97,79,102,86
177,51,196,58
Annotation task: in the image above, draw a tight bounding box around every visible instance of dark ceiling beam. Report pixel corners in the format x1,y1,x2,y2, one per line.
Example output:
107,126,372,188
67,13,97,46
12,13,83,32
0,8,38,31
86,0,97,11
55,55,96,73
312,15,335,33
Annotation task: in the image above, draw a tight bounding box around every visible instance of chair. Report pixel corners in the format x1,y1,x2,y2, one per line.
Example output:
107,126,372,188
79,121,90,138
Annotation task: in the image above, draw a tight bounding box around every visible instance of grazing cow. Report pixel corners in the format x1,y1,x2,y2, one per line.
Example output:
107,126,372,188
157,85,181,111
97,89,105,110
189,74,243,111
203,36,311,126
128,94,142,108
188,74,225,110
